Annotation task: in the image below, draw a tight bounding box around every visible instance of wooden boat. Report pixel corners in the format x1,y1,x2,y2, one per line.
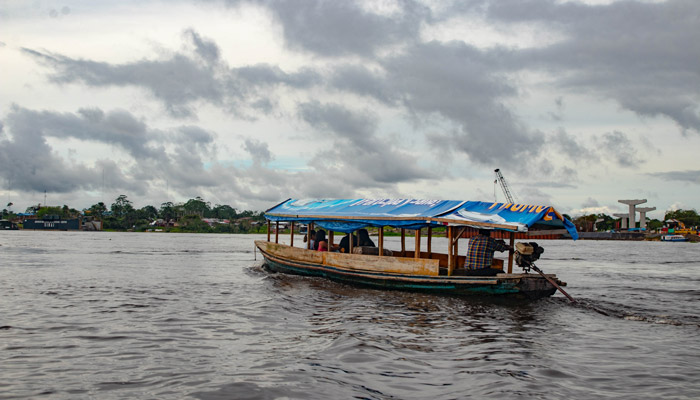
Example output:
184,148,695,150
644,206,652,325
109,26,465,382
255,199,579,299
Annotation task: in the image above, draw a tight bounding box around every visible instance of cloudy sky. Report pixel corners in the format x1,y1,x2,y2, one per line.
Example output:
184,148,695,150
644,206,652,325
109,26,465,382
1,0,698,219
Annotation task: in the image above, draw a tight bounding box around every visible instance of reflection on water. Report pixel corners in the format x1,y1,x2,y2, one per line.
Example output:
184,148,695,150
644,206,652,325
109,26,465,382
1,231,699,399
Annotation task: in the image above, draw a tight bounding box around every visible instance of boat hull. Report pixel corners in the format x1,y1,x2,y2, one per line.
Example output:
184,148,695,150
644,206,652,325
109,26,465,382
255,241,559,299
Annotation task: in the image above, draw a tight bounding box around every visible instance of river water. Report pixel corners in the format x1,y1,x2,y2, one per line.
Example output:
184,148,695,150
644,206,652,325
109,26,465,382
1,231,699,399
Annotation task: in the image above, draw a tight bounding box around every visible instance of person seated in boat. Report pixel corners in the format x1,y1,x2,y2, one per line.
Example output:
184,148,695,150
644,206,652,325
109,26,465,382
465,229,512,276
314,229,328,251
338,232,358,253
357,229,376,247
304,229,316,250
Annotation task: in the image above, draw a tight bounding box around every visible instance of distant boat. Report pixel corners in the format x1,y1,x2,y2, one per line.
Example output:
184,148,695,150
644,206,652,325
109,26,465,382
256,198,579,300
661,234,688,242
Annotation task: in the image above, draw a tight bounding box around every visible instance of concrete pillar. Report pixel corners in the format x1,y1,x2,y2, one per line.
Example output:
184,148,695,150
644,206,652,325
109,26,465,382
636,207,656,230
613,213,628,229
619,199,646,230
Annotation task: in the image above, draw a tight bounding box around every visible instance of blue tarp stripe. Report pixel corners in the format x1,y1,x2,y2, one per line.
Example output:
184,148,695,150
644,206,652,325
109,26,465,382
265,198,578,239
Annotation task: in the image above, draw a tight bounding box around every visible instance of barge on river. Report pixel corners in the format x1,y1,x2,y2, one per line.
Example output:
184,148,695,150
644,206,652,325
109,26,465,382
255,199,579,299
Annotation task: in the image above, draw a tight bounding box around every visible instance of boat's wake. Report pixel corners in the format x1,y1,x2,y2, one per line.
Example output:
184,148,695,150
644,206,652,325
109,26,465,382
573,298,697,327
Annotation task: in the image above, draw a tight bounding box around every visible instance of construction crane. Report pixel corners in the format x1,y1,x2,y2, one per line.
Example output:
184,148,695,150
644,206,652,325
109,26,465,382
494,168,516,204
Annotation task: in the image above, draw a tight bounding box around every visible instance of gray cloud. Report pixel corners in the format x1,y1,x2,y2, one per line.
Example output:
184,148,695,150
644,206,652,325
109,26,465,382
552,128,598,163
380,42,544,166
24,47,223,118
648,170,700,185
0,106,222,196
264,0,429,57
582,197,599,208
330,65,396,104
0,105,369,210
600,130,643,168
298,101,377,146
23,32,322,119
480,0,700,134
184,28,220,65
243,138,273,165
298,101,433,184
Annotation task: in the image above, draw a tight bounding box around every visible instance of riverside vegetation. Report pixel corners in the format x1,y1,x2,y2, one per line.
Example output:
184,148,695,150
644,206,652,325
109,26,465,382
2,195,698,234
2,195,267,234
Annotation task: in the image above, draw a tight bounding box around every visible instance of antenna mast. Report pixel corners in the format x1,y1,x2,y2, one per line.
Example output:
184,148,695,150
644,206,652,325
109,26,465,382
494,168,516,203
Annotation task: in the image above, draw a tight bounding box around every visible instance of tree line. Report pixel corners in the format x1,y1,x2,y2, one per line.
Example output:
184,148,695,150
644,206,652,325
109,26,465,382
2,195,267,233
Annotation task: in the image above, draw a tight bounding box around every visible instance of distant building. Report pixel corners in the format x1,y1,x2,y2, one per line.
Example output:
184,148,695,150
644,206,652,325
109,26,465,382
1,219,19,230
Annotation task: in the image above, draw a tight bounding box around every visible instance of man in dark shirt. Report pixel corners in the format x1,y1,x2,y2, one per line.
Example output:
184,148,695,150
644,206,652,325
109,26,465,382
465,229,512,276
338,233,358,253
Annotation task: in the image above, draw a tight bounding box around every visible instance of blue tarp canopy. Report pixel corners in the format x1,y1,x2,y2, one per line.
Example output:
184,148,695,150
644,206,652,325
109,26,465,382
265,199,578,239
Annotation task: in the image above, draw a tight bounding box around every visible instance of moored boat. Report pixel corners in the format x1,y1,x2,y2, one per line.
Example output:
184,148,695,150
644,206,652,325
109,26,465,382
661,234,688,242
255,199,579,300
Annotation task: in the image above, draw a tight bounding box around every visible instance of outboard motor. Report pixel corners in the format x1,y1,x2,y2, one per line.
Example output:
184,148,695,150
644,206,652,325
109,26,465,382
515,242,544,272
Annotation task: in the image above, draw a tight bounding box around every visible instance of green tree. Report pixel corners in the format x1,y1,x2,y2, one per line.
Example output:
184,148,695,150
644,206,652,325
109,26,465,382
159,202,176,221
212,204,237,219
37,206,66,218
183,197,210,217
111,195,137,229
647,219,663,231
111,195,134,218
139,205,159,220
87,202,108,218
664,209,700,228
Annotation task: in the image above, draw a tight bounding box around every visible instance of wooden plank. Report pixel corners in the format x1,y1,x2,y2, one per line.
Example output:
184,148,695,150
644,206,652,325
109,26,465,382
378,226,384,257
275,221,279,243
401,229,405,254
259,240,440,276
325,251,439,276
260,241,324,264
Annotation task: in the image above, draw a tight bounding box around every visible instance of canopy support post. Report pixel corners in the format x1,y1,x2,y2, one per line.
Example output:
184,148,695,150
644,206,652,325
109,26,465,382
508,231,515,273
349,231,354,254
427,227,433,257
414,228,421,259
329,230,334,250
378,226,384,257
447,226,454,276
401,229,406,256
266,220,271,242
290,222,294,247
275,221,279,243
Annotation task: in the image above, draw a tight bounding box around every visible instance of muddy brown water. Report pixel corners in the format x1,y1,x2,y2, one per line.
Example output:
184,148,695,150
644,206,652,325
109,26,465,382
1,231,699,399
